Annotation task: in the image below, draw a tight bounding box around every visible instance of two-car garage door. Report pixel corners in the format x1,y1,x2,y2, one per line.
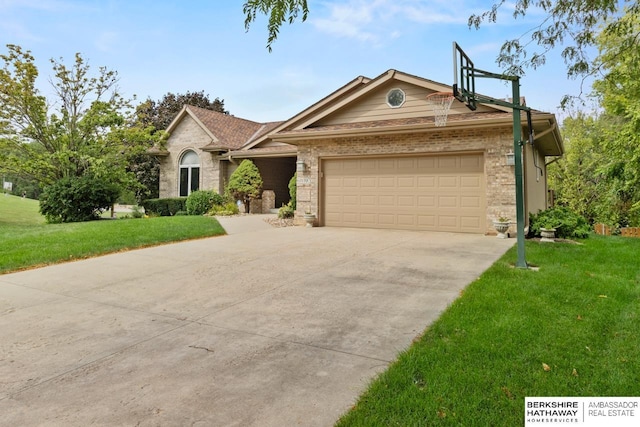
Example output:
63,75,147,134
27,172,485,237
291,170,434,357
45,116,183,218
323,153,485,233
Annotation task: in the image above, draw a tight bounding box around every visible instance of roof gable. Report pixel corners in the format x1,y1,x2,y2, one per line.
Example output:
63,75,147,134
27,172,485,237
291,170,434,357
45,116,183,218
165,105,268,150
241,75,370,150
311,70,513,128
261,69,562,156
253,69,511,140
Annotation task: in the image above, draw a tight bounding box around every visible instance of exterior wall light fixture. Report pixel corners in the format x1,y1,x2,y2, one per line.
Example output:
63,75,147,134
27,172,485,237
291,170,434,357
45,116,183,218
506,152,515,166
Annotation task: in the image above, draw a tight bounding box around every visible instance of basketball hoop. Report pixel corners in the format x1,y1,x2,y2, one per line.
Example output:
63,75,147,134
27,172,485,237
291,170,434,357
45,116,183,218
426,91,455,127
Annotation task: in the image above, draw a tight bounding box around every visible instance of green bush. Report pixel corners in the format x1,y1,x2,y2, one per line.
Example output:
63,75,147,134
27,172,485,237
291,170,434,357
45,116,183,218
39,175,120,223
288,174,296,210
226,159,263,213
131,205,144,219
209,202,240,216
186,190,225,215
141,197,187,216
278,201,295,218
530,206,591,239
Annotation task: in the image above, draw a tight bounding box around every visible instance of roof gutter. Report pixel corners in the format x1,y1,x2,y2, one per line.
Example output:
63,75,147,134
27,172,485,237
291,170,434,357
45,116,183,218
272,117,517,143
529,119,564,156
220,149,297,160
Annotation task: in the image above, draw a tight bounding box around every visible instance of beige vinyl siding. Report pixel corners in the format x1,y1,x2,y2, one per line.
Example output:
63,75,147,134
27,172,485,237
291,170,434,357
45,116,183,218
316,82,494,126
524,143,549,219
322,153,486,233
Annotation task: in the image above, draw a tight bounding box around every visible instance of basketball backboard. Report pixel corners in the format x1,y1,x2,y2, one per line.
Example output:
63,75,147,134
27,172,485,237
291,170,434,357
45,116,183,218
452,42,477,111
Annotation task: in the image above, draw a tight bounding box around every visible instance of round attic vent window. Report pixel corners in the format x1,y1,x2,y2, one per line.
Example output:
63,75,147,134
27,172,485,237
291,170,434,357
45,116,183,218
386,88,405,108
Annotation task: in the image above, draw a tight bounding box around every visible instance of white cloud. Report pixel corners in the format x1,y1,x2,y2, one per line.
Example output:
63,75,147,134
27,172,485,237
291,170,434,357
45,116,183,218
310,0,474,44
311,0,381,43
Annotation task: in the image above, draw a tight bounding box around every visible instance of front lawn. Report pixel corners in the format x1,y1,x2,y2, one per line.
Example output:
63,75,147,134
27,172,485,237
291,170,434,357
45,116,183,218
0,195,225,274
337,236,640,426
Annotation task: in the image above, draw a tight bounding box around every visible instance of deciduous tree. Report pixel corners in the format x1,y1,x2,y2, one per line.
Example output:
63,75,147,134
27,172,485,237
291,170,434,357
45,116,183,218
0,44,160,220
243,0,308,51
549,113,609,223
135,90,227,131
591,10,640,225
470,1,638,80
550,9,640,227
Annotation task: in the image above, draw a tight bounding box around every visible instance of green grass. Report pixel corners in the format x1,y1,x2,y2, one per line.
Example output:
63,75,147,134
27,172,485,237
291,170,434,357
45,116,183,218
0,194,225,274
337,236,640,426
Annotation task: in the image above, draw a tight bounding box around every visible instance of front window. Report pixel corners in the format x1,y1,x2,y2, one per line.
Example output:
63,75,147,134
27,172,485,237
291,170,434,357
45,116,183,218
179,150,200,196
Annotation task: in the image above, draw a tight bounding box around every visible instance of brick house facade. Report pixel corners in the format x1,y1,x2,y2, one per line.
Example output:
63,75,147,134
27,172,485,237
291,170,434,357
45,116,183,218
152,106,296,210
153,70,562,233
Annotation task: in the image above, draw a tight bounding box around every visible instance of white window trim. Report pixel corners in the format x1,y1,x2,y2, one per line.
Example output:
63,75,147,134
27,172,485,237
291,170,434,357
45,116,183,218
179,150,200,196
386,88,406,108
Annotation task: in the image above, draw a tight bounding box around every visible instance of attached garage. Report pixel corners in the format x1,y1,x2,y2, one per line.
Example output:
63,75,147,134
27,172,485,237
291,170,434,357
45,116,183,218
322,153,485,233
257,69,563,234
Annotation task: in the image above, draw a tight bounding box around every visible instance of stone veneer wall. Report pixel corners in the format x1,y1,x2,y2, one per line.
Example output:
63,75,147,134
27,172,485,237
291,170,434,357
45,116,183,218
159,116,221,198
294,127,521,232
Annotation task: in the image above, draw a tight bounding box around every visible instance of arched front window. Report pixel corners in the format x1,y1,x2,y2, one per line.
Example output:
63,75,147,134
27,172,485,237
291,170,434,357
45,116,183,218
179,150,200,196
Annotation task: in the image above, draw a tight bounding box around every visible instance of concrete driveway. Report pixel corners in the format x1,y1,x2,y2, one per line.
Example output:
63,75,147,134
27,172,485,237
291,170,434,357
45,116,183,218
0,217,513,426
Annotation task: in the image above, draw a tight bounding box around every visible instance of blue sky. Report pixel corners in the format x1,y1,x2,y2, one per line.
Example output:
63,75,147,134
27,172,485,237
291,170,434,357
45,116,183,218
1,0,594,123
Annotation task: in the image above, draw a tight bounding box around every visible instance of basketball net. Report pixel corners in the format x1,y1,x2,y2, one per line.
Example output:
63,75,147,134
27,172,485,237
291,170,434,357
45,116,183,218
426,92,455,127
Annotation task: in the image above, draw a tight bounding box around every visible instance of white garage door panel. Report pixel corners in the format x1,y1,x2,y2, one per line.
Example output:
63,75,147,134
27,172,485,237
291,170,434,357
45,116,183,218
323,154,485,233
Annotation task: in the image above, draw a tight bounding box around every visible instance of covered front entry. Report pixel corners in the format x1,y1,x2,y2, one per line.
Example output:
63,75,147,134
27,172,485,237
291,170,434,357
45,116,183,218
322,153,486,232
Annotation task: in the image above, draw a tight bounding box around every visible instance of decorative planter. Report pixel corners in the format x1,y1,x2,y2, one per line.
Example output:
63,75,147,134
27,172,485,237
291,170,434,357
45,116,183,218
540,227,556,243
493,221,510,239
303,214,316,228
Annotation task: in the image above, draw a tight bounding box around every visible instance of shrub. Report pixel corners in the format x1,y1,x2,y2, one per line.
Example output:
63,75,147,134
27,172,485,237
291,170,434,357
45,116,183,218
288,174,297,210
226,159,263,213
209,202,240,216
141,197,187,216
186,190,222,215
278,201,295,218
131,205,144,219
530,206,591,239
39,175,120,223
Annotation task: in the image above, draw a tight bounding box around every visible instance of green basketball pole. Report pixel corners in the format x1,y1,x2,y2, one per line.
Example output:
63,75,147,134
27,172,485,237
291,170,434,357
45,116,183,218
511,79,528,268
460,73,529,268
454,42,530,268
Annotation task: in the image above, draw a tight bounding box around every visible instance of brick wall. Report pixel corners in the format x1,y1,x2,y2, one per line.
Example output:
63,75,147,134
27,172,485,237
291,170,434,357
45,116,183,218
294,127,519,232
